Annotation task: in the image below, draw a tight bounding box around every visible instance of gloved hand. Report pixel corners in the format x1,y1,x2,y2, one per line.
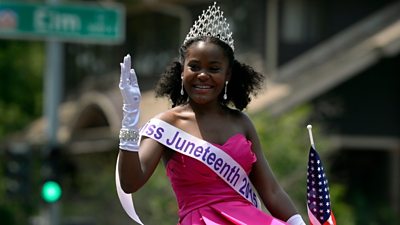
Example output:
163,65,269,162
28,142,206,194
119,54,141,107
286,214,306,225
119,54,141,151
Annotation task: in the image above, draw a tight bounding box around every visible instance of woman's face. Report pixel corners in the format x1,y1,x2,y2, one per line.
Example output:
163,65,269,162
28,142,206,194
182,41,231,105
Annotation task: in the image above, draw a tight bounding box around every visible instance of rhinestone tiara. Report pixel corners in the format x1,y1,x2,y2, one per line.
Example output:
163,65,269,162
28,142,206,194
183,2,235,51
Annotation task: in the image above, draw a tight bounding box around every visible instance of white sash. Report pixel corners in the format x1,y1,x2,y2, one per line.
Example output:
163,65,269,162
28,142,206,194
116,118,261,224
115,154,144,224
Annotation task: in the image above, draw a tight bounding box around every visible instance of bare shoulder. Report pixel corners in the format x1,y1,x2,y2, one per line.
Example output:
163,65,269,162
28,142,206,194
227,109,255,130
228,109,258,140
152,105,188,126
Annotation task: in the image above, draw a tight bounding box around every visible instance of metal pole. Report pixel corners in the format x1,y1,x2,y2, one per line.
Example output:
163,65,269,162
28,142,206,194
266,0,278,77
44,32,63,225
44,0,63,224
44,41,63,149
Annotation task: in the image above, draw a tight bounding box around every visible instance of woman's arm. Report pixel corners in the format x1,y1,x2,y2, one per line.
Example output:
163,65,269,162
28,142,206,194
119,109,178,193
118,137,165,193
242,114,301,221
117,54,165,193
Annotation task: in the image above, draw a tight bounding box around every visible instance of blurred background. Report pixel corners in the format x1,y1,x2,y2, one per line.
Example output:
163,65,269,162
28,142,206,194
0,0,399,224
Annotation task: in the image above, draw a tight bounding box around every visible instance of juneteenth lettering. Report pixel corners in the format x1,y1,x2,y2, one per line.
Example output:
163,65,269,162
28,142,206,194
141,121,258,207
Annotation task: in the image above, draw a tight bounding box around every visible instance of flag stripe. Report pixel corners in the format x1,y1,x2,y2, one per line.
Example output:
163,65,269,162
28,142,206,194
308,206,321,225
323,214,336,225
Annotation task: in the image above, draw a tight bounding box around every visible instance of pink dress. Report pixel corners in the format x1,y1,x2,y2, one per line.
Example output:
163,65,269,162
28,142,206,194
166,134,289,225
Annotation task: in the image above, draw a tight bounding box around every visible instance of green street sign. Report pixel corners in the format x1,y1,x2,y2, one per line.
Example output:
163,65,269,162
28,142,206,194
0,2,125,44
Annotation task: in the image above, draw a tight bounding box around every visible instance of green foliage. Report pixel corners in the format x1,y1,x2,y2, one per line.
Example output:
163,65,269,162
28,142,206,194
0,41,44,139
329,183,356,225
350,190,399,225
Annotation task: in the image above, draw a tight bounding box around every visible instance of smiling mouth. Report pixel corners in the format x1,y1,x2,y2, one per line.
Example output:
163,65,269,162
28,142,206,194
193,85,213,89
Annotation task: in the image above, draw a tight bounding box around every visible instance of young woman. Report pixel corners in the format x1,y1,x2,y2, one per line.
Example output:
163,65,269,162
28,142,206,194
117,2,306,225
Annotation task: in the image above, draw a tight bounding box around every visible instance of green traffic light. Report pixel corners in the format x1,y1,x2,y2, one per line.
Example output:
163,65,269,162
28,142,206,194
41,181,62,203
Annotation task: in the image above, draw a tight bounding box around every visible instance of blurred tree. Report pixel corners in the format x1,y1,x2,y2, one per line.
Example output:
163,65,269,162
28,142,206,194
0,40,44,139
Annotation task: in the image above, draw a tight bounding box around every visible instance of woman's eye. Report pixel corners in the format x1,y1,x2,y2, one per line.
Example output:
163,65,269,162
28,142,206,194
209,67,220,72
189,65,200,71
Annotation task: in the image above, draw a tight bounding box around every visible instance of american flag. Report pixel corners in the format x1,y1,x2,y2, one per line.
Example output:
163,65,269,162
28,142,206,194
307,146,336,225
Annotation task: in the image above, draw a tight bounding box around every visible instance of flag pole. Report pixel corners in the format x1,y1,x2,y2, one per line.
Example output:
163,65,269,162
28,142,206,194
305,124,337,225
307,124,315,149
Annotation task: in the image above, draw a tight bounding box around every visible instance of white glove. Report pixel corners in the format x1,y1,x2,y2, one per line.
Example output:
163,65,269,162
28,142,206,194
286,214,306,225
119,54,141,151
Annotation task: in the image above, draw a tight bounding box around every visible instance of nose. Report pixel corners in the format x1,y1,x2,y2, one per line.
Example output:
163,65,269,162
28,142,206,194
197,70,209,81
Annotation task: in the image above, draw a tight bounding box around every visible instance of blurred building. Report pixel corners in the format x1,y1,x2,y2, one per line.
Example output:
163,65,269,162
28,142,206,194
3,0,399,224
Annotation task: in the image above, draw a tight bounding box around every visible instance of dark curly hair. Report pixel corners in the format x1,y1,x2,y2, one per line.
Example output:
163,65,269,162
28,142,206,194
155,36,265,111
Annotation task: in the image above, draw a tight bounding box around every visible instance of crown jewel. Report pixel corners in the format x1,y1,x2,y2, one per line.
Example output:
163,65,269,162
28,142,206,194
183,2,234,51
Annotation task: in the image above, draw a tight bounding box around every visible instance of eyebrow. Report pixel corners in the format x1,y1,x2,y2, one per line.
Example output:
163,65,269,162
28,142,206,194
187,59,222,65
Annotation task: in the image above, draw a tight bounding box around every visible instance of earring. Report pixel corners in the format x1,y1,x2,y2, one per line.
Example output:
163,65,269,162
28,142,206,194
223,81,228,100
180,78,184,96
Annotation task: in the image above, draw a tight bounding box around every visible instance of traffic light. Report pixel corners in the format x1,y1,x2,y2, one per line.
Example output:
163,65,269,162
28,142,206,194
41,146,63,203
4,142,32,198
41,180,62,203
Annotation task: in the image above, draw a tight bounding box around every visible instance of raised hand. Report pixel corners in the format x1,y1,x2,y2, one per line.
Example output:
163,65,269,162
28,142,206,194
119,54,141,106
119,54,141,151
